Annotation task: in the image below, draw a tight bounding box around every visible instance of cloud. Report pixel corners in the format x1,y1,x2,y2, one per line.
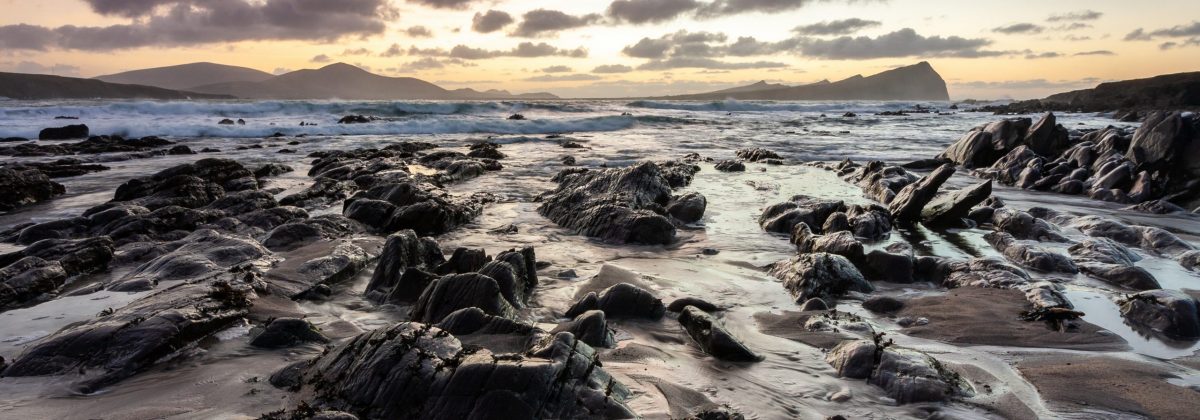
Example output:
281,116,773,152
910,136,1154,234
1126,21,1200,41
1063,35,1091,41
381,43,404,57
795,28,1001,59
398,57,473,71
342,48,371,56
607,0,700,24
411,42,588,59
272,67,292,75
0,0,397,51
1159,38,1200,50
512,9,603,37
522,73,603,82
592,64,634,73
1073,50,1115,56
793,18,881,35
993,23,1043,34
1,60,81,76
540,65,573,73
1054,23,1091,31
472,10,514,33
1023,51,1061,59
622,30,729,59
406,26,433,37
406,0,476,10
696,0,824,18
637,57,788,70
952,78,1101,90
1046,10,1102,22
311,54,331,63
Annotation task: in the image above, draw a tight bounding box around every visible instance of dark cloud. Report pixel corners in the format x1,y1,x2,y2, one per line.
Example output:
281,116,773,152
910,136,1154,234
952,77,1101,90
0,0,396,51
794,28,1000,59
1159,38,1200,50
607,0,700,24
541,65,573,73
1063,35,1091,41
592,64,634,73
406,0,477,10
512,9,603,37
342,48,372,56
406,26,433,37
793,18,881,35
1023,51,1061,59
522,73,603,82
398,57,472,71
992,23,1043,34
411,42,588,59
0,24,58,50
1074,50,1115,56
1054,23,1091,31
725,36,798,56
1046,10,1102,22
311,54,331,63
636,57,788,70
622,30,728,59
1126,21,1200,41
472,10,514,33
696,0,818,18
381,43,404,57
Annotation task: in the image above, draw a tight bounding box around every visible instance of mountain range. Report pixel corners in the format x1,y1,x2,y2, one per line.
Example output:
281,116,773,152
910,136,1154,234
655,61,950,101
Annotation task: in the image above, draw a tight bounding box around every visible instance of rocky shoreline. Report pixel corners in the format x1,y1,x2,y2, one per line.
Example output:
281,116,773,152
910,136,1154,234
0,112,1198,420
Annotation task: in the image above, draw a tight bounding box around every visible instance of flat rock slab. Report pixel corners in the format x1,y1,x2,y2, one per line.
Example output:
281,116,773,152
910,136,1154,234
897,287,1127,351
1017,355,1200,419
753,311,858,350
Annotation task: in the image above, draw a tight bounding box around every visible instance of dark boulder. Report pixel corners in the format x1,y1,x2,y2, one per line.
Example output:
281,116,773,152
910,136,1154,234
769,252,872,303
273,325,633,419
254,163,294,179
1119,290,1200,339
362,230,445,302
678,306,761,362
411,273,517,323
1023,113,1070,157
714,160,745,172
250,317,329,348
826,339,967,404
862,296,904,313
280,178,358,209
112,158,257,210
553,309,615,348
735,148,782,162
0,168,65,211
668,296,720,313
343,181,487,236
538,161,698,244
337,115,373,124
983,232,1078,273
0,257,68,311
888,164,955,222
921,180,991,227
667,192,707,223
38,124,89,140
759,195,846,234
1126,111,1189,169
565,282,666,320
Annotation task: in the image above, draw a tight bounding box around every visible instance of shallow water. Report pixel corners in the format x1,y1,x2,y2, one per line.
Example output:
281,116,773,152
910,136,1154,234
0,99,1197,419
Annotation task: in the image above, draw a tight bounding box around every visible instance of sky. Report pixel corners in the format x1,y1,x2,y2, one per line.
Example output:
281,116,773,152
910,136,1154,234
1,0,1198,99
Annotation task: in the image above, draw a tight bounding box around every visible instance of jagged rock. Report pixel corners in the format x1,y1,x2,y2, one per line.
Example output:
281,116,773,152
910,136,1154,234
437,307,538,337
1069,238,1160,290
343,180,486,236
791,225,864,261
254,163,294,178
667,192,707,223
760,195,846,234
769,253,873,303
1125,199,1186,214
565,282,665,320
1024,113,1070,157
280,178,358,209
475,247,539,309
862,250,915,283
937,130,995,168
3,270,259,392
0,135,173,157
251,317,329,348
826,340,966,403
113,230,267,291
363,230,446,302
275,325,633,419
983,232,1078,273
684,405,745,420
1126,111,1189,169
840,161,918,204
553,309,615,348
668,297,720,312
266,241,370,299
538,161,698,244
436,247,490,275
0,168,65,211
0,236,114,279
1180,250,1200,271
1068,216,1140,244
467,143,506,160
337,115,372,124
989,207,1068,242
411,273,517,323
919,257,1031,288
888,164,955,222
1119,290,1200,339
714,160,745,172
261,215,363,251
1135,226,1195,256
38,124,89,140
678,306,761,362
977,146,1043,185
112,158,257,210
735,148,782,162
921,180,991,226
0,257,68,311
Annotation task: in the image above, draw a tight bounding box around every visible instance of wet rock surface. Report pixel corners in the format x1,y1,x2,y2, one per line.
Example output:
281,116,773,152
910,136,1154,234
769,252,873,303
826,338,968,404
0,167,66,211
678,306,761,362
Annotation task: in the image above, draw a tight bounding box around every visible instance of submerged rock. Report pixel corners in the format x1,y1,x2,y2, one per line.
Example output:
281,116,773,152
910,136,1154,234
983,232,1078,273
275,325,634,419
566,282,666,320
1069,238,1160,290
251,317,329,348
38,124,89,140
343,180,487,236
760,195,846,234
1119,290,1200,339
714,160,746,172
769,253,873,303
538,161,698,244
678,306,761,362
735,148,782,162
